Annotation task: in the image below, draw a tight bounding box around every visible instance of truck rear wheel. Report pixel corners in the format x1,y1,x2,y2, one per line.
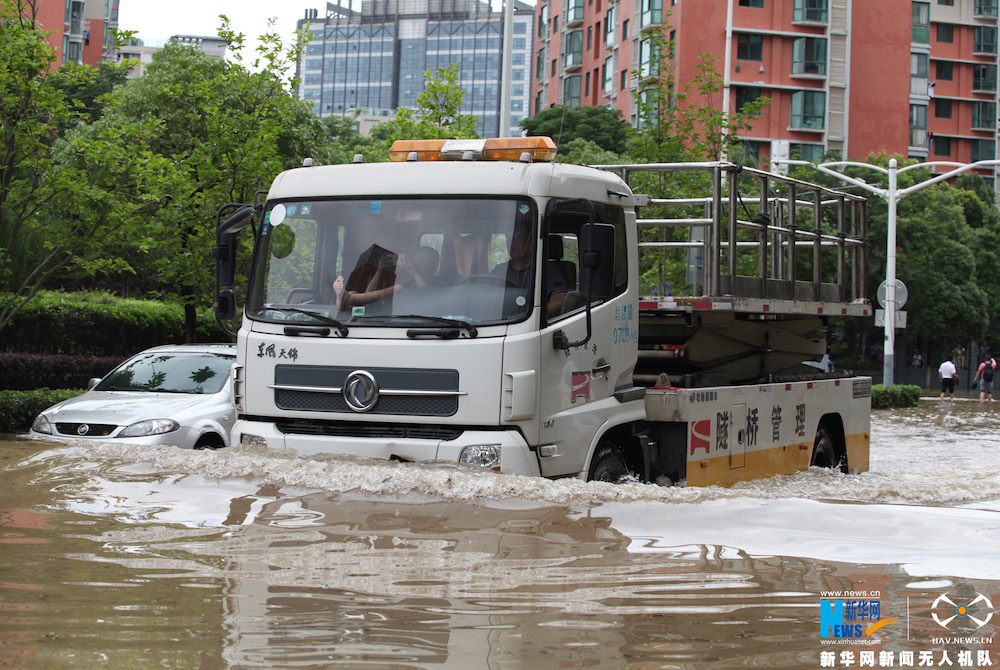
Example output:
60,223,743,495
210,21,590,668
589,441,633,483
811,427,837,469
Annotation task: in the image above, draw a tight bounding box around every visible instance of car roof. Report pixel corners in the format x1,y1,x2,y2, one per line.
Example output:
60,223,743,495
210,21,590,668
137,343,236,356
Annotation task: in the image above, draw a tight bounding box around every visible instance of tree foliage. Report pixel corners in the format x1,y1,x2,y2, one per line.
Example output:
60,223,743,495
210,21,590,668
520,105,631,154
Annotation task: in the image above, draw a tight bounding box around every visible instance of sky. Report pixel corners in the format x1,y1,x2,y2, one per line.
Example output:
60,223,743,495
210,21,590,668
117,1,319,54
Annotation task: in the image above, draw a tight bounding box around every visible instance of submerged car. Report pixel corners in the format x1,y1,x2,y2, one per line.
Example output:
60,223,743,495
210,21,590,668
29,344,236,449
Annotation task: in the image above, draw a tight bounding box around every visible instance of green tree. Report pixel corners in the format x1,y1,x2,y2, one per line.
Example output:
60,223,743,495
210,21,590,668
629,28,769,163
56,22,329,338
520,105,632,154
372,63,480,142
0,0,93,333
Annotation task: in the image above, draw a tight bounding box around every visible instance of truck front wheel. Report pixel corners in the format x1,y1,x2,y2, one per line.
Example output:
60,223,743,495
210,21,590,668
589,441,633,483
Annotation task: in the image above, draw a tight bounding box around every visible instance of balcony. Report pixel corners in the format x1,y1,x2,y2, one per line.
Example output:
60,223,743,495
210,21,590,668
909,127,928,149
974,27,998,55
563,30,583,72
792,0,828,24
971,139,996,162
973,66,998,93
790,90,826,131
567,0,585,27
640,0,663,29
972,102,997,131
791,37,827,76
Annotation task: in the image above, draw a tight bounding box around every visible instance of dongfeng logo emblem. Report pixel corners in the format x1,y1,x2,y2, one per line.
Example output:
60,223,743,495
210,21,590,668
343,370,379,412
77,424,90,436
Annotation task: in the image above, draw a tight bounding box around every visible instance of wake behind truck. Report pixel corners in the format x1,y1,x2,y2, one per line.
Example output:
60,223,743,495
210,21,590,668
214,136,872,486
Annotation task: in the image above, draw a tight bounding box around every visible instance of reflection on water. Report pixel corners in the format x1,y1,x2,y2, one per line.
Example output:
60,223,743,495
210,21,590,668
1,400,1000,668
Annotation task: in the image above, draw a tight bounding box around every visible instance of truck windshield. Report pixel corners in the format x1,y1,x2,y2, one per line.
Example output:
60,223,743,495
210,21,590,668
246,197,537,327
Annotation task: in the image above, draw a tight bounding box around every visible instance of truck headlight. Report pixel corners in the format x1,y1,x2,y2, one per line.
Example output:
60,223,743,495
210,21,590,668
119,419,179,438
31,415,52,435
458,444,501,468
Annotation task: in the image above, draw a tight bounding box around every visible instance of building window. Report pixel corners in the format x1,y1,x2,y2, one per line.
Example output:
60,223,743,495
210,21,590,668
535,90,544,115
974,25,998,54
737,34,764,61
563,75,582,106
793,0,828,23
937,23,954,43
790,143,824,162
937,0,953,5
735,86,761,112
972,101,997,130
912,2,930,44
909,104,928,148
603,56,614,95
739,0,764,6
792,37,827,75
585,71,591,97
538,4,548,38
567,0,585,24
935,98,952,118
641,0,662,28
933,136,951,156
639,37,659,80
790,90,825,129
605,7,616,46
975,0,999,18
974,63,998,92
536,48,546,82
551,58,557,76
972,139,996,162
622,19,629,41
621,69,628,90
936,61,953,80
587,26,592,50
564,30,584,68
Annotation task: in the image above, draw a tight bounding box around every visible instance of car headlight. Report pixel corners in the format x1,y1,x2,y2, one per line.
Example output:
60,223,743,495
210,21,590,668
119,419,179,438
31,415,52,435
458,444,501,468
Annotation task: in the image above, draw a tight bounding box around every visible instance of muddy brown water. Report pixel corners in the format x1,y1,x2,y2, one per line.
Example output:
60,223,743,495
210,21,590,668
2,400,1000,669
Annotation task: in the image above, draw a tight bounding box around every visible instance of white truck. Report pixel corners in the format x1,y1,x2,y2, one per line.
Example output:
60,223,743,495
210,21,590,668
214,137,872,486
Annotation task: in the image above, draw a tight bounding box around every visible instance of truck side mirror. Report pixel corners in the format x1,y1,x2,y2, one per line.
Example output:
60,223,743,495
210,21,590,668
579,222,615,299
213,231,239,289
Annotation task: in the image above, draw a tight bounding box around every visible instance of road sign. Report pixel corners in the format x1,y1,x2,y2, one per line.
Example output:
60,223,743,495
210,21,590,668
877,279,908,309
874,309,907,328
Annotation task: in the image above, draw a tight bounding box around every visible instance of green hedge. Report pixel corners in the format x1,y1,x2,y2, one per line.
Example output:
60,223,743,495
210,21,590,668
0,352,123,391
0,388,85,434
1,291,230,356
871,384,922,409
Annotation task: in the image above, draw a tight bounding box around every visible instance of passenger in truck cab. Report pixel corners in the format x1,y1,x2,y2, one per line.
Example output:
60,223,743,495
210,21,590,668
491,226,570,318
339,245,400,309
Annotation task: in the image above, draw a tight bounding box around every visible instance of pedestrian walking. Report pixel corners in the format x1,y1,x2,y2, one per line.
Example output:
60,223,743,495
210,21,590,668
939,356,958,399
974,354,997,402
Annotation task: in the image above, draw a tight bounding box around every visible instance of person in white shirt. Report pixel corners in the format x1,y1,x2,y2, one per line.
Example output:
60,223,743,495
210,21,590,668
938,357,958,399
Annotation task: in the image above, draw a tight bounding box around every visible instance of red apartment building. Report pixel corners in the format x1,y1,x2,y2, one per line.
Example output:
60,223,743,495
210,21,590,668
33,0,120,67
531,0,999,185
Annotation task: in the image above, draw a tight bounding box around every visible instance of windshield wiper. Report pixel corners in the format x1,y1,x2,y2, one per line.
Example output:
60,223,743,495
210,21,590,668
395,314,478,338
261,306,349,336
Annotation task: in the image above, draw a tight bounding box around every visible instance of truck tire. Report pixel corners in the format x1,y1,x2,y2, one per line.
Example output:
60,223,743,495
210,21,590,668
589,441,633,483
811,427,836,468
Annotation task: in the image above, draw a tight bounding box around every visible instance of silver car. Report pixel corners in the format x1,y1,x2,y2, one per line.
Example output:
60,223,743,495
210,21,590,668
29,344,236,449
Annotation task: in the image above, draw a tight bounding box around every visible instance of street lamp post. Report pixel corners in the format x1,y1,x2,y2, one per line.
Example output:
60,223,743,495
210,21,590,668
772,157,1000,386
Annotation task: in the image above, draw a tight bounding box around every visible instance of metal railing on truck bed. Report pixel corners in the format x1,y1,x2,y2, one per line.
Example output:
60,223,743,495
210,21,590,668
597,161,871,318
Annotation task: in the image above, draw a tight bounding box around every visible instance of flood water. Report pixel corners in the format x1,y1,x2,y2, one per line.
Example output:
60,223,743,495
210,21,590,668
2,400,1000,669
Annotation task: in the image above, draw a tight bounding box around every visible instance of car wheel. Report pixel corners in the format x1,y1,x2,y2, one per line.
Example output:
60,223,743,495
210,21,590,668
811,426,837,469
194,434,225,450
588,441,633,483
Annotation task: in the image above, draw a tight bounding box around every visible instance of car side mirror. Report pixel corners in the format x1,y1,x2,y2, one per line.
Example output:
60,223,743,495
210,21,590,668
87,377,101,390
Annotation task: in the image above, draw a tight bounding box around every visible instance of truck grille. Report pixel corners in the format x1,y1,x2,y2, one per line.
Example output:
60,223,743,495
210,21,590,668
273,365,460,417
275,419,462,441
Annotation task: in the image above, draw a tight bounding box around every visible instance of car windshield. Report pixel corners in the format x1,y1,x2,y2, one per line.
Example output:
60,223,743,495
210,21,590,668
95,352,233,394
246,198,537,327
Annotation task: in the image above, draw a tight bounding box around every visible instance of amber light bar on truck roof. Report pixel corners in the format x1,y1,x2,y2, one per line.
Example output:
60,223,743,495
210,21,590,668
388,137,558,163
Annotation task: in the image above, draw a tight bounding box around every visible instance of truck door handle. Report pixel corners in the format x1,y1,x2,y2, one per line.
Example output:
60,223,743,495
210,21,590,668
592,363,611,374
